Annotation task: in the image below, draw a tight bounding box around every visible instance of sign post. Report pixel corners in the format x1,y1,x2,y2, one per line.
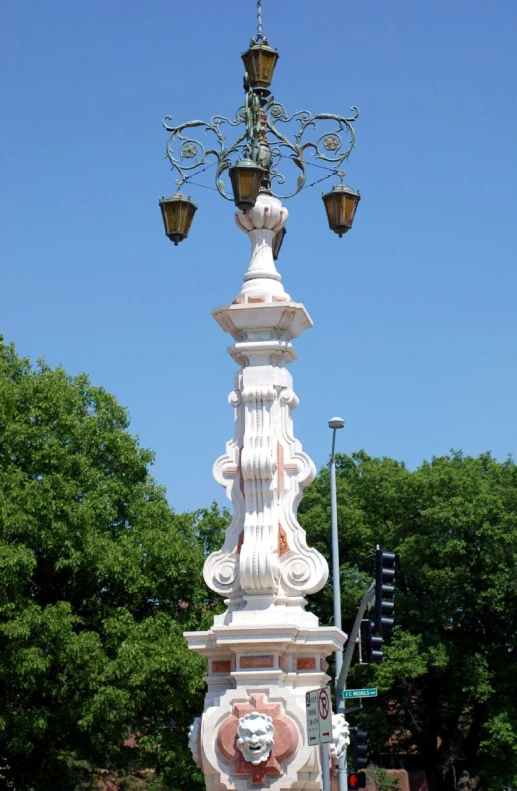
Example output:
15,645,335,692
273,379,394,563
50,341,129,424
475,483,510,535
342,688,378,700
306,687,333,791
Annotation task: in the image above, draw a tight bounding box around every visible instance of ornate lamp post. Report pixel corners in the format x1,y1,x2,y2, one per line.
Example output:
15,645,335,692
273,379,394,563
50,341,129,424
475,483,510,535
163,4,360,790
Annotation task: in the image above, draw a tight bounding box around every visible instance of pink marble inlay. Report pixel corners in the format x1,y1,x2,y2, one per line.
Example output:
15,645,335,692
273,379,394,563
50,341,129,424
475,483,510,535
296,657,317,671
240,655,274,669
212,660,231,674
278,526,290,557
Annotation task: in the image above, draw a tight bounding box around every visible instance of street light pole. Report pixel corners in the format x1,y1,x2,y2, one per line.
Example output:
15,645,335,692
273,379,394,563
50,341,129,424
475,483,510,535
329,416,345,680
328,416,347,791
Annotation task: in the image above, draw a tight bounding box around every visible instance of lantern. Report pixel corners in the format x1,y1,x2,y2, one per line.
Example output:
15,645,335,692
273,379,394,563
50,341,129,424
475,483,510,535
241,38,279,94
159,192,197,245
229,159,265,212
322,183,361,237
272,226,287,261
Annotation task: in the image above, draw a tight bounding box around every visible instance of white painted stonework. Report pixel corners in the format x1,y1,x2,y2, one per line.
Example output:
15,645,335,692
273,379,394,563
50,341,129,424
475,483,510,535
236,712,275,765
189,716,202,768
330,714,350,764
184,192,346,790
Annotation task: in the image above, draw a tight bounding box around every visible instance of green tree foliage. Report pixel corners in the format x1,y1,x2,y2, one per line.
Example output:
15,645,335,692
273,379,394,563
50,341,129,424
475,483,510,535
0,340,226,790
299,450,517,791
367,765,401,791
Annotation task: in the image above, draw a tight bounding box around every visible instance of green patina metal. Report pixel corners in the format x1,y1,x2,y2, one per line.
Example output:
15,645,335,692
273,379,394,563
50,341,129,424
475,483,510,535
255,0,263,43
162,0,359,201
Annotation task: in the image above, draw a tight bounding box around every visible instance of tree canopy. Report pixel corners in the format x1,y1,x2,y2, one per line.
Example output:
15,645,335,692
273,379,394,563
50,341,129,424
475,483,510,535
299,450,517,791
0,339,224,790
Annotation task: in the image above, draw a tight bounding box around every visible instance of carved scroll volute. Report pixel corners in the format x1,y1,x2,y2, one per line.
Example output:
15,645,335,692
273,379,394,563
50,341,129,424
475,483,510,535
238,385,280,594
276,388,329,597
203,388,244,600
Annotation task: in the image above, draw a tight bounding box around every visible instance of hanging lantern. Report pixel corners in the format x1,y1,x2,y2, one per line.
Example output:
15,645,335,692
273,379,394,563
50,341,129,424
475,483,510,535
159,192,197,246
272,226,287,261
322,183,361,237
229,159,265,212
241,38,279,94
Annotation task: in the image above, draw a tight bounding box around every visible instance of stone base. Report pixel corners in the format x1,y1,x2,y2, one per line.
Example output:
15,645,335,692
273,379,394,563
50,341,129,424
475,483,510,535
185,618,345,790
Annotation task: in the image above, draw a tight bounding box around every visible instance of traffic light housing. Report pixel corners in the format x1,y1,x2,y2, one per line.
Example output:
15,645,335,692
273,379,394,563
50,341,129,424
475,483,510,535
374,548,396,633
365,619,383,663
348,771,367,788
354,729,369,771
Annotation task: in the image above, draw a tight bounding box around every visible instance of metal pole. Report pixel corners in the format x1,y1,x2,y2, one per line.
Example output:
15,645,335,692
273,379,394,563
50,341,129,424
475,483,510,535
257,0,263,38
321,743,332,791
334,582,375,791
330,427,342,679
336,581,375,694
328,417,346,791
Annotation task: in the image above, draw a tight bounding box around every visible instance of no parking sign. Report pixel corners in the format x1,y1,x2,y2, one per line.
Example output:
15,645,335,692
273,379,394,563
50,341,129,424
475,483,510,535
305,686,332,745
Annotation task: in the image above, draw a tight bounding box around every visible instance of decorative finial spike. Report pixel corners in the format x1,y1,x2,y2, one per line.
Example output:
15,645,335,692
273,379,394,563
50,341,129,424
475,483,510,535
257,0,263,39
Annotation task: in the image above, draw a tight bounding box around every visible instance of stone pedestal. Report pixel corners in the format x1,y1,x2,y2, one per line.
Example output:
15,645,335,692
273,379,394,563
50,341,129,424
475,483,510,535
184,193,346,790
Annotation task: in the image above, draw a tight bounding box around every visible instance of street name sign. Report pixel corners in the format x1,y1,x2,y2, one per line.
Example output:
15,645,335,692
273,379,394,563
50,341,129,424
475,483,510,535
342,688,378,699
306,686,333,745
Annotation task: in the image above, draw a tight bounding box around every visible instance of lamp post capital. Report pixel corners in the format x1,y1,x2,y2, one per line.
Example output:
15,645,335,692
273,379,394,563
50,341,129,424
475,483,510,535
159,1,360,249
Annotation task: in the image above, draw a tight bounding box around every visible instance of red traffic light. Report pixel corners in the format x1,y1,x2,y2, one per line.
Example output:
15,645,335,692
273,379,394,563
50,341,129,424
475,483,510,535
348,771,366,788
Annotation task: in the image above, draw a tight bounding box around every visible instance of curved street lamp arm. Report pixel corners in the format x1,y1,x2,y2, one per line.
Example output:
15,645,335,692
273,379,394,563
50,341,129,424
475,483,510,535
336,581,375,702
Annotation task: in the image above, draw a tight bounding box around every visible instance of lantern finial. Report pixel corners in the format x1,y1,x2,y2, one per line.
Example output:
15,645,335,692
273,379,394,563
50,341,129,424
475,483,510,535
256,0,263,41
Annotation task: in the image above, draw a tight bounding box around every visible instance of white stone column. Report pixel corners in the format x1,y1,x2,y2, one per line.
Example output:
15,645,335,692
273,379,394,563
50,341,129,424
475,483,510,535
185,192,346,790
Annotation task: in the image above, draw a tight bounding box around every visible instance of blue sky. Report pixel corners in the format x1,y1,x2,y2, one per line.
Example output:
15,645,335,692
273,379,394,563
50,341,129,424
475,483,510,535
1,1,516,513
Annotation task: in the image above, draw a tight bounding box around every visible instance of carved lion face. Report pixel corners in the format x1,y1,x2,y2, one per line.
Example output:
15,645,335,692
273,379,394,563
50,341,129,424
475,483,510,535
236,712,275,765
188,716,202,768
330,713,350,763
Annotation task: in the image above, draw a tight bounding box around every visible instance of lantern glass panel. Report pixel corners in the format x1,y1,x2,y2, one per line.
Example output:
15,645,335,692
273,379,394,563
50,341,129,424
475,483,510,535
344,195,358,227
238,168,258,201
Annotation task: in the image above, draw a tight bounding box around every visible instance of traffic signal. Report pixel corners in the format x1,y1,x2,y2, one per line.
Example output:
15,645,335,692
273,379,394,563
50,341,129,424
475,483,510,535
354,729,369,771
374,548,396,633
365,619,383,663
348,771,367,788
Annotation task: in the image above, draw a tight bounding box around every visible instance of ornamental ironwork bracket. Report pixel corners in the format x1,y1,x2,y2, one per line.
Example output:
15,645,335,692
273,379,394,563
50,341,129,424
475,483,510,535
162,0,358,202
162,94,358,201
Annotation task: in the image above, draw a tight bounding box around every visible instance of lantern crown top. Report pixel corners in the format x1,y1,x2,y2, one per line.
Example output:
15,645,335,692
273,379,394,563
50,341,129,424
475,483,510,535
160,190,196,203
325,183,361,196
247,35,275,50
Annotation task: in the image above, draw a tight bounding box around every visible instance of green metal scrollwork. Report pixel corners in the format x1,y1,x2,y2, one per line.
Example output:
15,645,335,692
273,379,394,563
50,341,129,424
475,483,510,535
243,76,262,162
162,0,358,203
264,101,359,199
163,95,358,201
162,110,248,201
